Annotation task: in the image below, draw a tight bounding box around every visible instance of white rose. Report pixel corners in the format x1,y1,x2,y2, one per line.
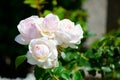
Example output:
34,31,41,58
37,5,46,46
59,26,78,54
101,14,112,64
15,16,43,45
40,14,59,38
26,37,58,69
55,19,83,48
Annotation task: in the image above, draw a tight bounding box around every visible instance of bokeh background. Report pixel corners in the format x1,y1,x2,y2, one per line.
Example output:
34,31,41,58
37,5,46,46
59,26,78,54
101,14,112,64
0,0,37,78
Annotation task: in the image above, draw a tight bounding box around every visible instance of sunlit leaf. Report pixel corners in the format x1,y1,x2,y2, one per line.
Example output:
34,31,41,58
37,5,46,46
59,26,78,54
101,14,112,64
15,55,26,68
72,71,84,80
102,66,112,72
61,70,70,80
53,66,64,75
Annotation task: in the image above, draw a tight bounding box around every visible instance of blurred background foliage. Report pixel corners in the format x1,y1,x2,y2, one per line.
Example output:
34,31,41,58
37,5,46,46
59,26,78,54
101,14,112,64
85,29,120,79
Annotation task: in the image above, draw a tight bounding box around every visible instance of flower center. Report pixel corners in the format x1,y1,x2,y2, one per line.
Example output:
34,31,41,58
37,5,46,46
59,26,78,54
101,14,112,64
64,24,74,30
34,44,49,60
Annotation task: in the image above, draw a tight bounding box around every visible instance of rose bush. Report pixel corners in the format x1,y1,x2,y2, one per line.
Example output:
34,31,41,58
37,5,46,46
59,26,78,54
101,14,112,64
15,13,84,79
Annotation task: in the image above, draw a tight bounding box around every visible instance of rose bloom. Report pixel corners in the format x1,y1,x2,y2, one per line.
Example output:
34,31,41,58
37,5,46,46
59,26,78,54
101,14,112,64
15,16,43,45
26,37,58,69
40,14,60,38
55,19,83,48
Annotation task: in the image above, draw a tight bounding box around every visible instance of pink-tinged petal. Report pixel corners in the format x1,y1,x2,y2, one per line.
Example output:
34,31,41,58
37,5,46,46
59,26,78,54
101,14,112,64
43,14,59,31
27,38,58,69
17,16,42,39
56,19,83,48
15,34,30,45
40,14,59,38
58,19,74,30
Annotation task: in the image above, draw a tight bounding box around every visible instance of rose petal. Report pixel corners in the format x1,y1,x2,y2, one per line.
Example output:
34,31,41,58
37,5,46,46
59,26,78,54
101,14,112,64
26,51,37,65
15,34,30,45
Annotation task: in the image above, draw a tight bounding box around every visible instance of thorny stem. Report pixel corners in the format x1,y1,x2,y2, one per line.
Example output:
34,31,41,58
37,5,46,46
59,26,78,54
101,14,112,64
53,75,59,80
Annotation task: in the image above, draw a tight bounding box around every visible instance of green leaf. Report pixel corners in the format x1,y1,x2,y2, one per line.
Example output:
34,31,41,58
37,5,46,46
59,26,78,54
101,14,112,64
34,66,45,80
110,64,115,69
72,71,84,80
87,32,96,37
34,66,54,80
78,54,89,66
53,66,71,80
106,49,114,56
53,7,65,19
24,0,32,4
95,49,102,58
24,0,38,8
43,10,52,16
116,71,120,78
85,49,95,58
101,66,112,72
24,0,36,4
30,4,37,8
52,0,57,6
53,66,64,75
61,70,70,80
15,55,26,68
61,52,79,61
117,47,120,54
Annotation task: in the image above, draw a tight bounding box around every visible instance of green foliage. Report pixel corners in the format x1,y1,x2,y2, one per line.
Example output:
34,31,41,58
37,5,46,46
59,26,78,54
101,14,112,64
72,71,84,80
34,65,85,80
13,0,120,79
85,29,120,79
53,66,70,80
24,0,45,9
15,55,26,68
34,66,47,80
32,48,88,80
101,66,112,72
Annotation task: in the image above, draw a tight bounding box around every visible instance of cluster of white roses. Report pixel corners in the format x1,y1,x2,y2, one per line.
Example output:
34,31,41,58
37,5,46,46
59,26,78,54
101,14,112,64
15,13,83,69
